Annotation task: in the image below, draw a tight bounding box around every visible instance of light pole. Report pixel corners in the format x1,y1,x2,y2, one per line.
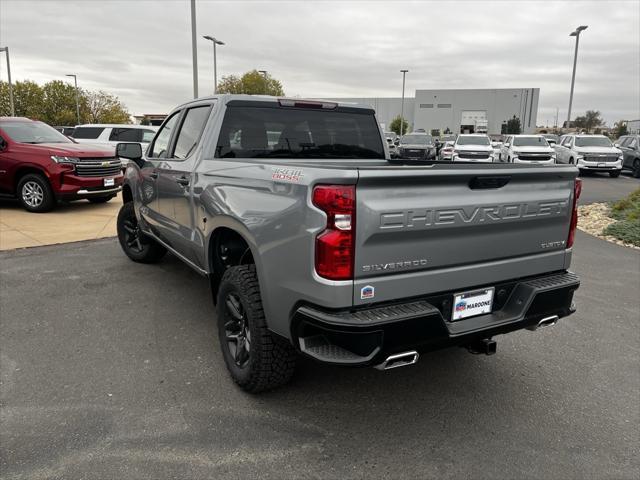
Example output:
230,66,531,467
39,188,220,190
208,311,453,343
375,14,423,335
203,35,224,94
567,25,588,128
65,74,80,125
0,47,15,116
400,69,408,137
190,0,198,98
258,70,268,94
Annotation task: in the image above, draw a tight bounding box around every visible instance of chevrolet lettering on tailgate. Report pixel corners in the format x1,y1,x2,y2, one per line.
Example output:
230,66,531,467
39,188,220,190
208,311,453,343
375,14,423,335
379,201,568,230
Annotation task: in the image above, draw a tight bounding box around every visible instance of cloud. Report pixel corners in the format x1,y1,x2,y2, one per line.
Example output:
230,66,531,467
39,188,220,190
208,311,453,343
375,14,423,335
1,0,638,125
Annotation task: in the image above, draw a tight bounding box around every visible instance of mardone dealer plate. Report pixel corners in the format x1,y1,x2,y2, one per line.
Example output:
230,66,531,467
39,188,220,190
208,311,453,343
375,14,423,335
452,287,494,321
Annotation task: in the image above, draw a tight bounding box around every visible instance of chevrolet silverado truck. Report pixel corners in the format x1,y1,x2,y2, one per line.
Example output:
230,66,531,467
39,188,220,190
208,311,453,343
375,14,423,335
116,95,581,393
0,117,123,212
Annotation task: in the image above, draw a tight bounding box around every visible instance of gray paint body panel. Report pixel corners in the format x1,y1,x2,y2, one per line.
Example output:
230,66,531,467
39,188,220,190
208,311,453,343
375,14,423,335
125,94,578,341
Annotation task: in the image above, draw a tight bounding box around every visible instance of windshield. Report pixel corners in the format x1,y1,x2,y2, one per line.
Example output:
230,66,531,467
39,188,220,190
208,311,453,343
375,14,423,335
215,105,385,159
575,137,613,147
456,136,490,146
400,134,433,145
0,121,72,144
513,136,549,147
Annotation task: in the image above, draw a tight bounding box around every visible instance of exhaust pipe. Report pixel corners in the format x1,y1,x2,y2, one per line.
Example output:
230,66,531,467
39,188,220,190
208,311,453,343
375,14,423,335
526,315,559,331
374,351,419,370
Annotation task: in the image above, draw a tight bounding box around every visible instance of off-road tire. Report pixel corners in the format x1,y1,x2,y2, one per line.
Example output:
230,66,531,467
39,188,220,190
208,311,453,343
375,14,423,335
117,202,166,263
88,195,115,204
217,265,296,393
17,173,55,213
609,170,621,178
633,159,640,178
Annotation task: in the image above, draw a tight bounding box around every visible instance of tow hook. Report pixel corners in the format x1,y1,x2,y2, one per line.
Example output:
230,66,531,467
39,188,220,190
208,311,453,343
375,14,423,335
466,338,497,355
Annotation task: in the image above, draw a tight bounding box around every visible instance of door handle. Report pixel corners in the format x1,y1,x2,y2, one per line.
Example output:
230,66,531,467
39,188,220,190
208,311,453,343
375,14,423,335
176,176,190,186
149,172,158,179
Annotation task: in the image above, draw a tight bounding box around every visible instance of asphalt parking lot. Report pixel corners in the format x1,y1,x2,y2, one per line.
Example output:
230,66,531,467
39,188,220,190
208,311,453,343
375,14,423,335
578,171,639,204
1,176,638,480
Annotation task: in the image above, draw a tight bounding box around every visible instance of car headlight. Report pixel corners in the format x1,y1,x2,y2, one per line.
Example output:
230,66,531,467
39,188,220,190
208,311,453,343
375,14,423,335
51,155,80,164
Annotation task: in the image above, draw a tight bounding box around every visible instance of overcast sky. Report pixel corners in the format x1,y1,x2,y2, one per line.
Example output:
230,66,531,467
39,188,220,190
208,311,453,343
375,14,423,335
1,0,638,125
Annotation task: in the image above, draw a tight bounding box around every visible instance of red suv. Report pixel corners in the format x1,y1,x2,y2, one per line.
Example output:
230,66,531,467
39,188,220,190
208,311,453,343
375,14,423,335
0,117,123,212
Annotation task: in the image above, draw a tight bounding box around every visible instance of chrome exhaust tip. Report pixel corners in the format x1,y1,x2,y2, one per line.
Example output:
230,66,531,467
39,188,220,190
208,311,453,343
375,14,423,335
526,315,559,331
374,351,419,370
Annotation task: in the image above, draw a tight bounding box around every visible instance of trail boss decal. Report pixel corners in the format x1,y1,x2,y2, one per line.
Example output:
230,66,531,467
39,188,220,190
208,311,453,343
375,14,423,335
271,167,304,183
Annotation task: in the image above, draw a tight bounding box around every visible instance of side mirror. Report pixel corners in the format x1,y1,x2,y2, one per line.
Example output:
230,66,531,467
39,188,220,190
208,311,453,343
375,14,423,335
0,137,6,151
116,142,143,167
613,143,620,147
504,143,510,147
394,139,400,145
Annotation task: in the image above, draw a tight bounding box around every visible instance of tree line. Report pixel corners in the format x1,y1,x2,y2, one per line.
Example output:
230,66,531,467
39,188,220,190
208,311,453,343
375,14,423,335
0,80,131,126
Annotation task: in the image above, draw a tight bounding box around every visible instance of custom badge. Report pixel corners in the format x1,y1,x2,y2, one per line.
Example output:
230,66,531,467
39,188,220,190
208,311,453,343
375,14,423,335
360,285,375,299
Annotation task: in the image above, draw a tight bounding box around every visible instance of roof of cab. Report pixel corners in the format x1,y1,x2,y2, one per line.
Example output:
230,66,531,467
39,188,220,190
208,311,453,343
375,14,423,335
175,94,375,112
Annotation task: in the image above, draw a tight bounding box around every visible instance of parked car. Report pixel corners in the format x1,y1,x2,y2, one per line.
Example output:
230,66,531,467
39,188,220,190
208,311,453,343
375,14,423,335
615,135,640,177
115,94,581,392
397,133,437,160
384,131,399,158
499,135,556,165
0,117,123,212
451,134,495,162
72,124,157,149
438,140,455,161
555,134,623,177
542,134,559,146
491,140,503,158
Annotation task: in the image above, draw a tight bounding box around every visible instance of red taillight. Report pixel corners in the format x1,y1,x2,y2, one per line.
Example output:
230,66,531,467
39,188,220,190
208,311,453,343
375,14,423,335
312,185,355,280
567,178,582,248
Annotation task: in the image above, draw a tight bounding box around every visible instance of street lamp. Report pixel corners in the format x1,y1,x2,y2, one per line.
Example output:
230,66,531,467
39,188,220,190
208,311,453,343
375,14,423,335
0,47,15,116
258,70,268,94
203,35,225,94
400,69,408,137
65,74,80,125
190,0,198,98
567,25,588,128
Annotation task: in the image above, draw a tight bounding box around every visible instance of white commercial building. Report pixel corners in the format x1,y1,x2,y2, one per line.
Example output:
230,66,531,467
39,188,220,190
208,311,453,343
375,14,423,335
326,88,540,135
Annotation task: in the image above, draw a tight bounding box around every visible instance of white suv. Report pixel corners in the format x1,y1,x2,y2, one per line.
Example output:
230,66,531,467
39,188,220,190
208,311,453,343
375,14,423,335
72,124,157,149
555,134,623,177
451,134,494,162
499,135,556,164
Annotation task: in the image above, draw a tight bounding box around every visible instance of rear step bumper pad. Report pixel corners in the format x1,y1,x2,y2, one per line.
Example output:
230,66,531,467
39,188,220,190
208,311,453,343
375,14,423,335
292,270,579,365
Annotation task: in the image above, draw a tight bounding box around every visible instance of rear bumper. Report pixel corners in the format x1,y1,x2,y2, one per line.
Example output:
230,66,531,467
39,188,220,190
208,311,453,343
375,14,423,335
292,270,579,366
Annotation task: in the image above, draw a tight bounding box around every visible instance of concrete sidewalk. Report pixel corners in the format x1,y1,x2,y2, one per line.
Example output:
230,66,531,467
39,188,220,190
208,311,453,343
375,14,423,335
0,194,121,250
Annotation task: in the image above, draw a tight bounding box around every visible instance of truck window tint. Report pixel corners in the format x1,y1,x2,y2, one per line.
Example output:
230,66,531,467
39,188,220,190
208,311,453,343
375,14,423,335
173,106,211,159
109,128,142,142
72,127,105,139
150,113,180,158
215,106,385,159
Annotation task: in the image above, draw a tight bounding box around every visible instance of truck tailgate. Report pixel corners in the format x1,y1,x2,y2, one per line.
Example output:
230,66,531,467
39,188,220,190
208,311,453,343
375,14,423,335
353,164,578,305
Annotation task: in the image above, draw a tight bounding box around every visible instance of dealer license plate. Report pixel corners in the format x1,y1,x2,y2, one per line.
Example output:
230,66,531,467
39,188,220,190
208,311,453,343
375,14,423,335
103,178,115,187
452,287,494,321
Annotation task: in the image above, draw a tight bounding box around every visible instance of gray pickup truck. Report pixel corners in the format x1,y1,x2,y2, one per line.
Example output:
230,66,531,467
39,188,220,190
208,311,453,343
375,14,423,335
116,95,581,393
